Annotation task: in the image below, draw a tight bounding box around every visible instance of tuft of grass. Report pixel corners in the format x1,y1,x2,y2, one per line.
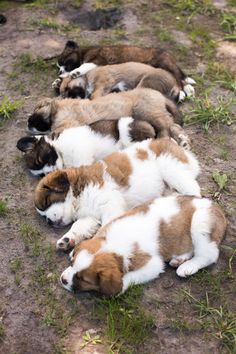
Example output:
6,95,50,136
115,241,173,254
157,29,172,41
189,25,216,58
0,323,5,341
212,171,228,191
182,290,236,352
17,53,50,72
0,199,8,216
185,96,235,131
20,223,43,256
206,62,236,92
168,0,215,19
93,285,154,352
0,96,22,121
10,257,23,286
94,0,123,9
220,13,236,34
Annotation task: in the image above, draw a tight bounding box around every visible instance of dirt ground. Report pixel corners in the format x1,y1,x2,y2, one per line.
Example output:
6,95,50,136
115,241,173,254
0,0,235,353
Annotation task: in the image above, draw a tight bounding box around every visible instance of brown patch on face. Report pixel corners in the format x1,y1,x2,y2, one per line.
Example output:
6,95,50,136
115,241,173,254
210,205,227,245
66,162,105,198
72,237,106,263
128,242,151,271
159,196,195,261
34,170,70,211
73,252,123,296
136,148,148,161
104,152,132,186
149,138,188,163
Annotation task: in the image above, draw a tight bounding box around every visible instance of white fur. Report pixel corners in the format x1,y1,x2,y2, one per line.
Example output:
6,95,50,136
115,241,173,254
41,139,201,249
178,90,186,102
184,84,195,97
70,63,97,79
61,195,221,293
29,122,135,175
185,77,196,85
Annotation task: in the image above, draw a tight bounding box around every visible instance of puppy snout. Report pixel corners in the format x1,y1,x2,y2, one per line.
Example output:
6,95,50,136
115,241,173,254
61,275,68,286
46,217,53,225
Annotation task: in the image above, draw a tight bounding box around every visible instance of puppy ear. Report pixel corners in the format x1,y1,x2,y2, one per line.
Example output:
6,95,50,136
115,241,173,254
36,97,53,109
65,41,79,49
16,136,38,152
97,254,123,296
44,171,70,193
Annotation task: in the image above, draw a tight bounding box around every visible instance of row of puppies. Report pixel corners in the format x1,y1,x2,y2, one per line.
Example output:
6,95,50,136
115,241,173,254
17,42,226,296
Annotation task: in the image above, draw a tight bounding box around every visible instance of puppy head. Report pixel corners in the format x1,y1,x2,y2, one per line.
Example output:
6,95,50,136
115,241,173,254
61,241,123,296
16,136,58,176
58,40,80,73
28,98,57,133
34,170,74,227
59,76,86,99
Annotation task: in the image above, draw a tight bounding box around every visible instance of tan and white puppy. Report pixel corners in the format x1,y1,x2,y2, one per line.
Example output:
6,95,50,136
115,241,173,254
17,117,155,176
60,195,226,296
27,88,189,149
34,138,201,250
58,62,184,101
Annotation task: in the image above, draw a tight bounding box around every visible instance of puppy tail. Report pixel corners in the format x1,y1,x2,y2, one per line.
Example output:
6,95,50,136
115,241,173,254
165,98,183,126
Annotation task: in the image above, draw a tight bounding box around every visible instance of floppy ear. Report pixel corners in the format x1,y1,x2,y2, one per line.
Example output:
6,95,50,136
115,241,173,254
65,40,79,49
16,136,38,152
97,254,123,296
44,171,70,193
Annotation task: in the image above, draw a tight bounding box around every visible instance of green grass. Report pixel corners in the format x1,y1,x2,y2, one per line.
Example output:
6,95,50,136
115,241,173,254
10,257,23,286
94,0,123,9
185,96,235,131
182,289,236,352
189,25,216,59
206,62,236,92
93,285,154,353
221,13,236,34
168,0,215,18
0,199,8,216
212,171,228,191
0,96,22,121
0,323,5,341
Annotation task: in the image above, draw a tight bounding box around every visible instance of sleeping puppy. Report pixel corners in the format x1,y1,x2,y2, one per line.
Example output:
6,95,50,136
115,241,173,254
60,195,226,296
17,117,155,176
58,62,183,101
57,40,195,96
27,88,190,149
34,138,201,250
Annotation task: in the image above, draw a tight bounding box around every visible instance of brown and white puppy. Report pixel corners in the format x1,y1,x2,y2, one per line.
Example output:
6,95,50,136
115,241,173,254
27,88,190,148
17,117,155,176
57,41,188,88
34,138,201,251
58,62,182,101
60,195,226,296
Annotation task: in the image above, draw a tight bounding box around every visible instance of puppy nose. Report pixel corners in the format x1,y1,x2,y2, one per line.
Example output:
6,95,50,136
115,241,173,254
61,275,68,285
46,217,53,225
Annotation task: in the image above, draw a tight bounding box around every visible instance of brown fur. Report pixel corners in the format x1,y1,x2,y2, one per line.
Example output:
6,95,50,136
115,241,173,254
159,196,195,261
74,252,123,296
104,152,132,187
128,242,151,271
58,43,186,87
136,148,148,160
209,206,227,244
28,88,185,146
59,63,181,101
149,138,188,163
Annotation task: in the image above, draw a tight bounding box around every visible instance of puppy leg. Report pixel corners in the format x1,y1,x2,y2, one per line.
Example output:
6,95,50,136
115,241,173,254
169,251,193,268
122,256,164,293
169,124,191,150
52,78,62,89
70,63,97,79
56,217,101,251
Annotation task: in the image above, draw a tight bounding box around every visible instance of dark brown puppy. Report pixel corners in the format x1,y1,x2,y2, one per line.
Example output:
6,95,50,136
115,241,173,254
58,40,186,87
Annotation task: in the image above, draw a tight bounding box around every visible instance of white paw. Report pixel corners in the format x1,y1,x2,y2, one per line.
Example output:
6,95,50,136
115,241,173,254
57,235,75,251
178,90,186,102
184,84,195,97
185,77,196,85
70,69,81,79
52,78,62,89
176,261,199,277
178,134,191,150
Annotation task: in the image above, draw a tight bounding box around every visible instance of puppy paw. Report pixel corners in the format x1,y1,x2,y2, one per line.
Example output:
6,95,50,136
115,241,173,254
178,134,191,150
185,77,196,85
178,90,186,102
52,78,62,89
184,84,195,97
176,261,199,277
70,69,81,79
57,235,75,251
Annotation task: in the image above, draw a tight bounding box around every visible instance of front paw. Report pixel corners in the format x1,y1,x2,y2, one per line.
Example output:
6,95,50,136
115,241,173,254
52,78,62,89
70,69,81,79
57,235,75,251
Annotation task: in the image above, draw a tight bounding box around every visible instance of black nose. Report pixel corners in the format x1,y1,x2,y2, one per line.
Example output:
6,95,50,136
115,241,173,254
61,276,68,285
46,217,53,225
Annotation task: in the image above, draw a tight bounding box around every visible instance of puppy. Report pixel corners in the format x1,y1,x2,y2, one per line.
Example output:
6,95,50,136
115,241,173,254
60,195,226,296
17,117,155,176
27,88,190,149
34,138,201,250
58,62,183,101
57,40,195,96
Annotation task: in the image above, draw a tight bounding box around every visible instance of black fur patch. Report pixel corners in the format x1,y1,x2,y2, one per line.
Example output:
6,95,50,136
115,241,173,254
65,40,78,49
68,86,86,99
28,113,52,133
